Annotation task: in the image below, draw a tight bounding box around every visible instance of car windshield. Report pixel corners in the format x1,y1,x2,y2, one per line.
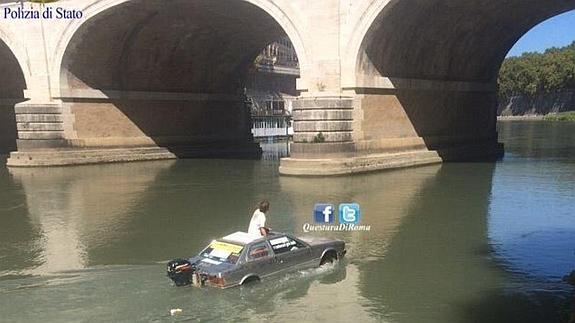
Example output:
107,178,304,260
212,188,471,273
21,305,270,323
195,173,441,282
200,240,244,264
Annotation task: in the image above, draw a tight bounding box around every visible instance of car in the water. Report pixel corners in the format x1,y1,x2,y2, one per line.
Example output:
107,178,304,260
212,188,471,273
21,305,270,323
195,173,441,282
167,231,346,288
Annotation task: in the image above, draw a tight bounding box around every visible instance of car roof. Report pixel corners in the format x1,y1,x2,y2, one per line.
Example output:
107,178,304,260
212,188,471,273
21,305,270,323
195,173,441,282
219,231,288,246
220,231,260,245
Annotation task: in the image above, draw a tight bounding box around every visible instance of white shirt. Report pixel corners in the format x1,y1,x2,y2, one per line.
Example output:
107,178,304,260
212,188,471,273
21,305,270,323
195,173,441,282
248,209,266,236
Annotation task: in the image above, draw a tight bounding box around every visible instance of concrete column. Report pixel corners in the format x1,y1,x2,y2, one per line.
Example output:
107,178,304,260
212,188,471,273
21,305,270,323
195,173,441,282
7,101,74,166
280,87,504,176
12,101,69,150
7,94,262,167
280,95,442,176
290,96,355,157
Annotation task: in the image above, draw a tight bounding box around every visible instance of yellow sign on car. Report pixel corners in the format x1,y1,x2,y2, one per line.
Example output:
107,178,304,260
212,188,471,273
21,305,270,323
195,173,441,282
210,241,243,254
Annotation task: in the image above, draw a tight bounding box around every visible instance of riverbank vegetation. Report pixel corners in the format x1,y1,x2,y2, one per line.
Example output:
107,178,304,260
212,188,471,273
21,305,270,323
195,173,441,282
498,42,575,101
543,111,575,121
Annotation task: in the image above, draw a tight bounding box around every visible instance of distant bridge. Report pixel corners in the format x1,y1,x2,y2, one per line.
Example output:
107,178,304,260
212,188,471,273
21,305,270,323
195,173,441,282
0,0,573,175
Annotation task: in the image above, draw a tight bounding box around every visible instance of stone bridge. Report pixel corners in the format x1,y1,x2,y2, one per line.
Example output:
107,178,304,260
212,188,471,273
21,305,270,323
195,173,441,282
0,0,572,175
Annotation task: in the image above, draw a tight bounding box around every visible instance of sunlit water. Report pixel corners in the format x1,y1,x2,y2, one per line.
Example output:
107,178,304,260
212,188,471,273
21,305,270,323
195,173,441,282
0,121,573,323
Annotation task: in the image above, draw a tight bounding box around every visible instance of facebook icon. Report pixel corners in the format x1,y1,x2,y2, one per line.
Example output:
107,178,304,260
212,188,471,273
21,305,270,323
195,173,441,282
314,204,335,223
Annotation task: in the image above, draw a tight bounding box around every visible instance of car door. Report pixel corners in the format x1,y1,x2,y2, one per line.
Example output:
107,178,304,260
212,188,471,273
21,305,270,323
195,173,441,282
268,235,313,271
241,241,279,279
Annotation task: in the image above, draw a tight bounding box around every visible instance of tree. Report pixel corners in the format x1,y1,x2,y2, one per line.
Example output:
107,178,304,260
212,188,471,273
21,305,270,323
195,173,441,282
498,41,575,101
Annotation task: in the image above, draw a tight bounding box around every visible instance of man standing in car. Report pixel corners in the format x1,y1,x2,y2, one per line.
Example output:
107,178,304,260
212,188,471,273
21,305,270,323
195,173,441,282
248,200,270,237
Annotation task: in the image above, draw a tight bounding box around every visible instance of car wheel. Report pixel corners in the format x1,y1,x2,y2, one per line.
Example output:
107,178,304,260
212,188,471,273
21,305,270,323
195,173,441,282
320,251,337,266
241,276,260,286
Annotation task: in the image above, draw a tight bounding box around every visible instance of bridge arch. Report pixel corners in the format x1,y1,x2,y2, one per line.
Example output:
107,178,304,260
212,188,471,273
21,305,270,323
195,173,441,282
51,0,309,96
344,0,575,163
0,34,27,154
0,29,31,88
51,0,307,153
341,0,391,88
354,0,575,86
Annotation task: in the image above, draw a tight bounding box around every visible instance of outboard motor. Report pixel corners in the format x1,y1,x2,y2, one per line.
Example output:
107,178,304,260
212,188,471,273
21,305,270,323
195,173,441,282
167,259,195,286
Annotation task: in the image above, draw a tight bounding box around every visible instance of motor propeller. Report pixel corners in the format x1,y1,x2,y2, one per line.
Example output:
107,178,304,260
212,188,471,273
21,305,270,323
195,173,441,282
167,259,195,286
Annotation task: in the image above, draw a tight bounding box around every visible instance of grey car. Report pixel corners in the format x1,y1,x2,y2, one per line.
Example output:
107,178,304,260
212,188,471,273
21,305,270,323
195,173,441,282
167,231,346,288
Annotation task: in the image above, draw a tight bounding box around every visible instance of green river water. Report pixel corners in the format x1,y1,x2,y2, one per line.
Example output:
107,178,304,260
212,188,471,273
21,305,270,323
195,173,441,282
0,121,574,322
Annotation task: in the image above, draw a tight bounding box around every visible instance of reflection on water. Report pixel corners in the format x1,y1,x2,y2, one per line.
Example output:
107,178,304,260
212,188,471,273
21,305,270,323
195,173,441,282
7,161,177,274
489,121,575,318
279,165,444,261
358,163,502,323
260,141,290,161
493,121,575,280
0,122,573,322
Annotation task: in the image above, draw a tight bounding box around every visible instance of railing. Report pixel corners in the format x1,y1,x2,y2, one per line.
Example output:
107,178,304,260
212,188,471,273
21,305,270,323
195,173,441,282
251,115,293,138
251,127,293,138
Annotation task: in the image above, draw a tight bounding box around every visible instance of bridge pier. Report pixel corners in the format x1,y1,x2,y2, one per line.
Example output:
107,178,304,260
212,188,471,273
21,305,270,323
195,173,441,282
12,101,70,150
7,96,261,167
280,90,503,176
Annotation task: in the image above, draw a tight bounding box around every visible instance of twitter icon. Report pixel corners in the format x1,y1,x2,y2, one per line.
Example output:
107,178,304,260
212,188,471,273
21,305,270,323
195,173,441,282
338,203,361,224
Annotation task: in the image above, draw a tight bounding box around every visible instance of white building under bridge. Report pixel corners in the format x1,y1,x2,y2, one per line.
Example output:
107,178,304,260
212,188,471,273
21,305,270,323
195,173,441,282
248,38,298,139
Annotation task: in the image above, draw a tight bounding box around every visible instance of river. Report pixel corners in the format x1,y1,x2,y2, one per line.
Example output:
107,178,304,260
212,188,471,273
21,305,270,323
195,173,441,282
0,121,573,322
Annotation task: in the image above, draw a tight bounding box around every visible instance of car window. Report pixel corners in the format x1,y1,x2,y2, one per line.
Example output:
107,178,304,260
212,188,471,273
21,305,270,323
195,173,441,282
268,236,306,254
247,242,271,261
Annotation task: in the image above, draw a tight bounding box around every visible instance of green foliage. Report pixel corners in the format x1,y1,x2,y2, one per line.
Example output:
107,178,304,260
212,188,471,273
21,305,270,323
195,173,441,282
498,41,575,101
312,132,325,143
543,111,575,121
